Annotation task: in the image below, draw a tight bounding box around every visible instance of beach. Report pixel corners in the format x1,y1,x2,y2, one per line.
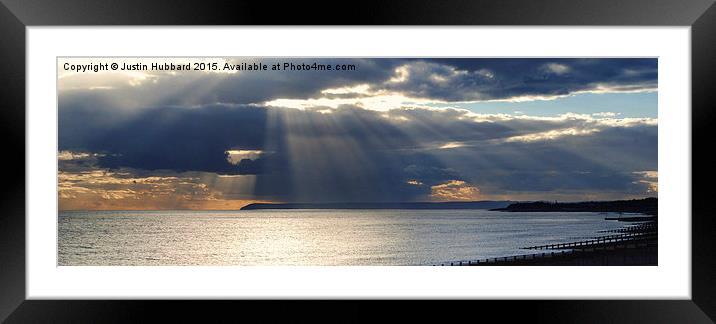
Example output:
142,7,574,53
439,220,657,266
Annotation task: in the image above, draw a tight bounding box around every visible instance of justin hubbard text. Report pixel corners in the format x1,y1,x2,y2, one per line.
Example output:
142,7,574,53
95,62,193,71
123,63,189,71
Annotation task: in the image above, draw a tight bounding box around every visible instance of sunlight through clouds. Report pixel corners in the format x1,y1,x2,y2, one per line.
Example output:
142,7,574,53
431,180,481,201
58,57,658,209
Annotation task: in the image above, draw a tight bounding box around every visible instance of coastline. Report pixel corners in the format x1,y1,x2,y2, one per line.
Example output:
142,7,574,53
491,198,658,216
438,220,657,266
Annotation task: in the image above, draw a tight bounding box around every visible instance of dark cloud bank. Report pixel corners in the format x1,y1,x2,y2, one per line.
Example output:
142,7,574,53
59,58,657,202
60,105,657,202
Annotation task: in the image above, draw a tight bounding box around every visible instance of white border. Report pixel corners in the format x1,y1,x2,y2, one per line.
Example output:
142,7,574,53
27,27,690,299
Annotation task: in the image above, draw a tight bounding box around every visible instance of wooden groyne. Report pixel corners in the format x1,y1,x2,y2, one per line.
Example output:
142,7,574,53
522,232,655,250
598,223,656,233
435,238,655,266
604,216,656,222
435,250,573,266
435,222,657,266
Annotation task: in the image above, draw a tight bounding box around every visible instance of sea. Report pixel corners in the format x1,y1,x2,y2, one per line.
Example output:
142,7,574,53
58,209,633,266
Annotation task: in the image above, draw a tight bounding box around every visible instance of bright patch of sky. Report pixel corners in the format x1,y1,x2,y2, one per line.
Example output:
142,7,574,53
435,92,657,118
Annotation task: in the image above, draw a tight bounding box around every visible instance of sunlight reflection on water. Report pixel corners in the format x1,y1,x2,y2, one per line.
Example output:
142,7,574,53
58,209,632,266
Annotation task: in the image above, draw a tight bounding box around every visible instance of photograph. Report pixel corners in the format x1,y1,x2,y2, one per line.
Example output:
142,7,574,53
3,0,713,318
57,57,658,266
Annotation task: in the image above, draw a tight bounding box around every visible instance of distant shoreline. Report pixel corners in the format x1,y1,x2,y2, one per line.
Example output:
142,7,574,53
240,201,515,210
491,197,657,216
241,198,658,215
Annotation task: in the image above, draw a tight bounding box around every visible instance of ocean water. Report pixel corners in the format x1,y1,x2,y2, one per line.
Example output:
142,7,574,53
58,209,633,266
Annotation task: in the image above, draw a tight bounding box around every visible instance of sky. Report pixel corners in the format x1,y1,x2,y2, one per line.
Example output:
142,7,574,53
58,57,658,210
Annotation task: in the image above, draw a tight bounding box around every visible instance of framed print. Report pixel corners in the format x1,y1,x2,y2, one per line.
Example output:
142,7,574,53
2,0,716,322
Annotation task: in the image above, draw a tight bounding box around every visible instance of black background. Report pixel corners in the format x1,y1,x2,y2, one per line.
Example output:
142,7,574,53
1,0,714,322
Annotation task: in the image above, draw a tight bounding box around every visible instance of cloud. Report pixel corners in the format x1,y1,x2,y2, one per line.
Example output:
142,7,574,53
376,58,657,102
58,150,94,161
225,150,263,164
58,157,263,210
503,127,600,143
633,171,658,193
58,58,658,205
59,58,657,110
592,112,619,117
59,102,657,203
430,180,481,201
59,58,396,110
542,63,571,75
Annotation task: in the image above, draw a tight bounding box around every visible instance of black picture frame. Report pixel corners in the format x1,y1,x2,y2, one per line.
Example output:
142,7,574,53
1,0,714,322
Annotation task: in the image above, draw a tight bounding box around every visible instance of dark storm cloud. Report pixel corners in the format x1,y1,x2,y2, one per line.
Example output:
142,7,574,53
60,103,268,174
430,127,657,194
380,58,657,101
59,58,656,108
188,58,397,105
59,101,657,202
58,58,657,202
59,58,398,109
